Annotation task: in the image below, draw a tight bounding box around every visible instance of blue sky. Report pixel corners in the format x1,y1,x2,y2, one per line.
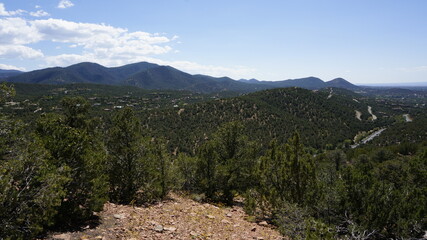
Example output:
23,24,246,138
0,0,426,84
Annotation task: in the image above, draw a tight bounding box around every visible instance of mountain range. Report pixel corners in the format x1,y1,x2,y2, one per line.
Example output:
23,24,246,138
0,69,23,78
1,62,359,93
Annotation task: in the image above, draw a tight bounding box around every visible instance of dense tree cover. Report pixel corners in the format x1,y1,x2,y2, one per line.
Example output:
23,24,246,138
0,118,68,239
337,146,427,238
0,91,172,238
107,107,171,204
372,114,427,146
195,122,258,204
0,83,68,238
240,136,426,239
35,97,109,226
256,134,318,208
139,87,390,153
107,107,146,203
0,83,15,103
1,84,426,239
1,82,219,125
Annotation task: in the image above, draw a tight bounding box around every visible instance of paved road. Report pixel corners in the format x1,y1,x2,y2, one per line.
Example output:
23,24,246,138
351,128,386,148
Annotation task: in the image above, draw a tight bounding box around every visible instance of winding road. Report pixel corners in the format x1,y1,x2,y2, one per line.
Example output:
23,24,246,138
368,106,377,120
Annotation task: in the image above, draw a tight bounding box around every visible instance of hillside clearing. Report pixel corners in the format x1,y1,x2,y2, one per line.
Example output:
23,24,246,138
355,110,362,121
368,106,377,120
46,193,283,240
403,114,413,122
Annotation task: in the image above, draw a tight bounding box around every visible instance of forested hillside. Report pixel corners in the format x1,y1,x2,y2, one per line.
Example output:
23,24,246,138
1,82,426,239
4,61,367,93
139,87,389,152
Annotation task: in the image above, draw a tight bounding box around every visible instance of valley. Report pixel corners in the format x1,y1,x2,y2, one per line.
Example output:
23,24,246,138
2,0,427,239
1,66,426,240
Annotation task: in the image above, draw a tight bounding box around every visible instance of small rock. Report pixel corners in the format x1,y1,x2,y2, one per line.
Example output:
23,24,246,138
113,213,126,219
206,215,215,219
221,219,231,224
190,231,198,236
154,224,164,232
258,221,268,226
164,226,177,232
257,237,265,240
94,236,103,239
251,227,257,232
226,212,232,217
52,233,71,240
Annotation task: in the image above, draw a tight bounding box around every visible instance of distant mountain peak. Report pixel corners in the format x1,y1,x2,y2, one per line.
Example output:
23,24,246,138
0,69,24,78
329,77,348,82
326,78,360,90
4,61,360,93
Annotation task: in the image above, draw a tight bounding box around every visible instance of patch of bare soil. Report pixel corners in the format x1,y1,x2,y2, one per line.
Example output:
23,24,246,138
355,110,362,121
46,193,284,240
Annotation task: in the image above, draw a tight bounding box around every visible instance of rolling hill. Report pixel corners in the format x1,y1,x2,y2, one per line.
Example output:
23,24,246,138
238,77,360,90
138,87,390,152
3,62,156,85
125,66,269,93
4,62,361,93
326,78,361,90
5,62,262,93
0,69,23,78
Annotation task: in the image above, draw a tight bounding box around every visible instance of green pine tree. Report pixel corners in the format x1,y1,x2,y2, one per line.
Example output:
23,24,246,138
36,97,108,225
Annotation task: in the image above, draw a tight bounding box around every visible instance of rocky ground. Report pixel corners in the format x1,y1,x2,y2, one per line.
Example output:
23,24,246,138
46,193,284,240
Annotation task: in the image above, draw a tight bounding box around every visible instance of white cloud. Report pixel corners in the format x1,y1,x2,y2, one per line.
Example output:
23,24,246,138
0,63,26,71
57,0,74,9
0,45,44,59
0,17,42,44
30,18,173,56
0,17,173,61
30,10,50,17
0,3,26,16
0,12,255,79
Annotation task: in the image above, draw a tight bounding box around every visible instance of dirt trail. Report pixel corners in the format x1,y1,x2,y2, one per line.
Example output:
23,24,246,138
355,110,362,121
327,88,333,99
47,193,283,240
368,106,377,120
